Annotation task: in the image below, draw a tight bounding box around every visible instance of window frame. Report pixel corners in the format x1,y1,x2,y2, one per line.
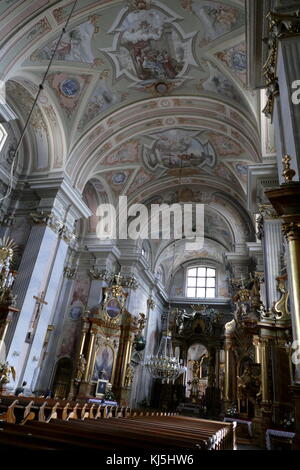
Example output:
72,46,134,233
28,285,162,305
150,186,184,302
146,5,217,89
185,265,217,299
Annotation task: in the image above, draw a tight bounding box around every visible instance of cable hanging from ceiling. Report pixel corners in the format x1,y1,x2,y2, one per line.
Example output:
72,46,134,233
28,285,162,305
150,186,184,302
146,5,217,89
0,0,79,203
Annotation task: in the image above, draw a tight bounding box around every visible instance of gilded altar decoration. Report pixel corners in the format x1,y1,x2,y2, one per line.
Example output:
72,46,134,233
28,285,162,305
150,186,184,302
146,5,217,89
124,363,134,387
282,155,296,183
273,274,290,321
0,361,16,390
237,364,261,414
74,354,86,382
0,237,17,306
136,313,146,335
263,11,300,117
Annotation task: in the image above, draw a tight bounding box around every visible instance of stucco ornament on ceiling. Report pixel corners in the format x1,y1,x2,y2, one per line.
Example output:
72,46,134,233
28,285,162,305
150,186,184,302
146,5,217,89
142,129,216,172
101,0,198,91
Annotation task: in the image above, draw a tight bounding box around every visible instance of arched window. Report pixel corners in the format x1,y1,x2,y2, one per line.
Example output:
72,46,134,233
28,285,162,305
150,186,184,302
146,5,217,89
186,266,216,298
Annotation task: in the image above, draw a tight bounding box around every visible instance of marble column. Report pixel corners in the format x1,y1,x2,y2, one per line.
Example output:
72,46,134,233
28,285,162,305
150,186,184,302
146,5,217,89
259,205,283,309
4,178,91,392
32,266,77,393
274,37,300,180
262,11,300,182
5,221,64,391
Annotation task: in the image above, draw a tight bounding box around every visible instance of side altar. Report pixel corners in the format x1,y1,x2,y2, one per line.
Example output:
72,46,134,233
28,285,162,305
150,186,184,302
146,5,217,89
68,273,145,406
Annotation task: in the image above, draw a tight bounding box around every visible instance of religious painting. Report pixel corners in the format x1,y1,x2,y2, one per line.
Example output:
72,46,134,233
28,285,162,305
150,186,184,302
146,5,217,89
142,129,216,172
216,42,247,84
106,298,121,319
197,61,244,105
101,0,197,90
68,279,90,321
83,180,99,233
96,379,108,397
189,2,244,46
102,139,140,165
92,344,114,382
31,16,101,64
78,78,120,130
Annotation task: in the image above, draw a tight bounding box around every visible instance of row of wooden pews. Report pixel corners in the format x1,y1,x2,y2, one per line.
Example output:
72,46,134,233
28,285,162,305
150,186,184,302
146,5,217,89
0,395,235,451
0,395,132,424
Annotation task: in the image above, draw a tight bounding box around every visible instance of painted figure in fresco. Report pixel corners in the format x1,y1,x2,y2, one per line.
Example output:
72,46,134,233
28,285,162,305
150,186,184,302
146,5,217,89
111,6,185,83
34,17,99,63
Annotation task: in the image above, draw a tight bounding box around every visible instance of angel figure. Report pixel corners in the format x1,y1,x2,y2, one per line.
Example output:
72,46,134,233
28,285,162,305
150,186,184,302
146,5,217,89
137,312,146,334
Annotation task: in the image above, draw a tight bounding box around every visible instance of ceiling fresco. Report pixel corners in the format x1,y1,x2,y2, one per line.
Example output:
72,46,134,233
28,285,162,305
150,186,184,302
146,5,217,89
0,0,260,269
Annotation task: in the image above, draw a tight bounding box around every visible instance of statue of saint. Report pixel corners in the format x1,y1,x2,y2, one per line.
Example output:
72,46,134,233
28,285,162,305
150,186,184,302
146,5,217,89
75,354,86,382
124,363,134,387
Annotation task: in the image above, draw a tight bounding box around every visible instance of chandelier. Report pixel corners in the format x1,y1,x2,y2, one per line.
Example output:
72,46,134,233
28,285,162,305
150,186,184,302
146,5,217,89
144,327,185,384
144,241,185,384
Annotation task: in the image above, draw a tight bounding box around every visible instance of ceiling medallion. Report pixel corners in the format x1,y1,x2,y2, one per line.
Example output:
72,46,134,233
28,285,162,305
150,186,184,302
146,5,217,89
146,81,176,96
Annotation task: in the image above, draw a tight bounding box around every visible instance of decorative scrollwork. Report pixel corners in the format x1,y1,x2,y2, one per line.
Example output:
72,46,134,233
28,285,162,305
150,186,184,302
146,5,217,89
263,10,300,117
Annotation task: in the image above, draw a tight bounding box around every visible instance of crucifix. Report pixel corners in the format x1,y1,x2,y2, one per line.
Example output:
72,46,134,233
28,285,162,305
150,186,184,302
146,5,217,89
31,292,48,330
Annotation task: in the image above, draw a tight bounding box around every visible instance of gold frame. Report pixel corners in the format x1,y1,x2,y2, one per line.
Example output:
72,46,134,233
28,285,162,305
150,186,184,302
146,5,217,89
95,379,109,398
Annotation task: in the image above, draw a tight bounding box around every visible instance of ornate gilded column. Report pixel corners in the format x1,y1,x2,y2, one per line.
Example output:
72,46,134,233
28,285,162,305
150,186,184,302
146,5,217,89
253,336,261,364
83,324,98,382
260,338,270,405
78,313,90,358
224,337,235,407
266,157,300,383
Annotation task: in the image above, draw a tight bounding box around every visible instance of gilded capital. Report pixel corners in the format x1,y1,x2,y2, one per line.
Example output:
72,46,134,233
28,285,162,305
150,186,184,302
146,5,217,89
282,222,300,241
258,203,279,220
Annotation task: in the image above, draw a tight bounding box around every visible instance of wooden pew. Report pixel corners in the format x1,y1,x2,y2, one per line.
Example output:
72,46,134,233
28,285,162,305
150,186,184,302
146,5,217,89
0,396,234,451
0,397,18,423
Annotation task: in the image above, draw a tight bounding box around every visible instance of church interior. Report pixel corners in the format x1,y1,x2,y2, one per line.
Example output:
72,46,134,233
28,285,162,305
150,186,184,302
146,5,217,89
0,0,300,453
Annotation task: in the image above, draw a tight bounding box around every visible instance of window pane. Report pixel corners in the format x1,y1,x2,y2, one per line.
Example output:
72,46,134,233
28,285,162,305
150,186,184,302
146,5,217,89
197,277,206,287
187,277,197,287
188,268,197,277
198,267,206,277
207,268,215,277
206,288,215,298
196,288,205,297
206,277,215,287
187,288,195,298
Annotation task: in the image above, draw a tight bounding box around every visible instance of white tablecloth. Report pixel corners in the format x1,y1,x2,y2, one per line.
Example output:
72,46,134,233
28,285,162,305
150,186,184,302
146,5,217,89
266,429,295,450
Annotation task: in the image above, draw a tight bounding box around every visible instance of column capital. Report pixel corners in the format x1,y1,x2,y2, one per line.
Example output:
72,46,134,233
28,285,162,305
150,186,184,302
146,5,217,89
30,211,77,245
258,203,280,220
282,221,300,241
63,266,77,279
